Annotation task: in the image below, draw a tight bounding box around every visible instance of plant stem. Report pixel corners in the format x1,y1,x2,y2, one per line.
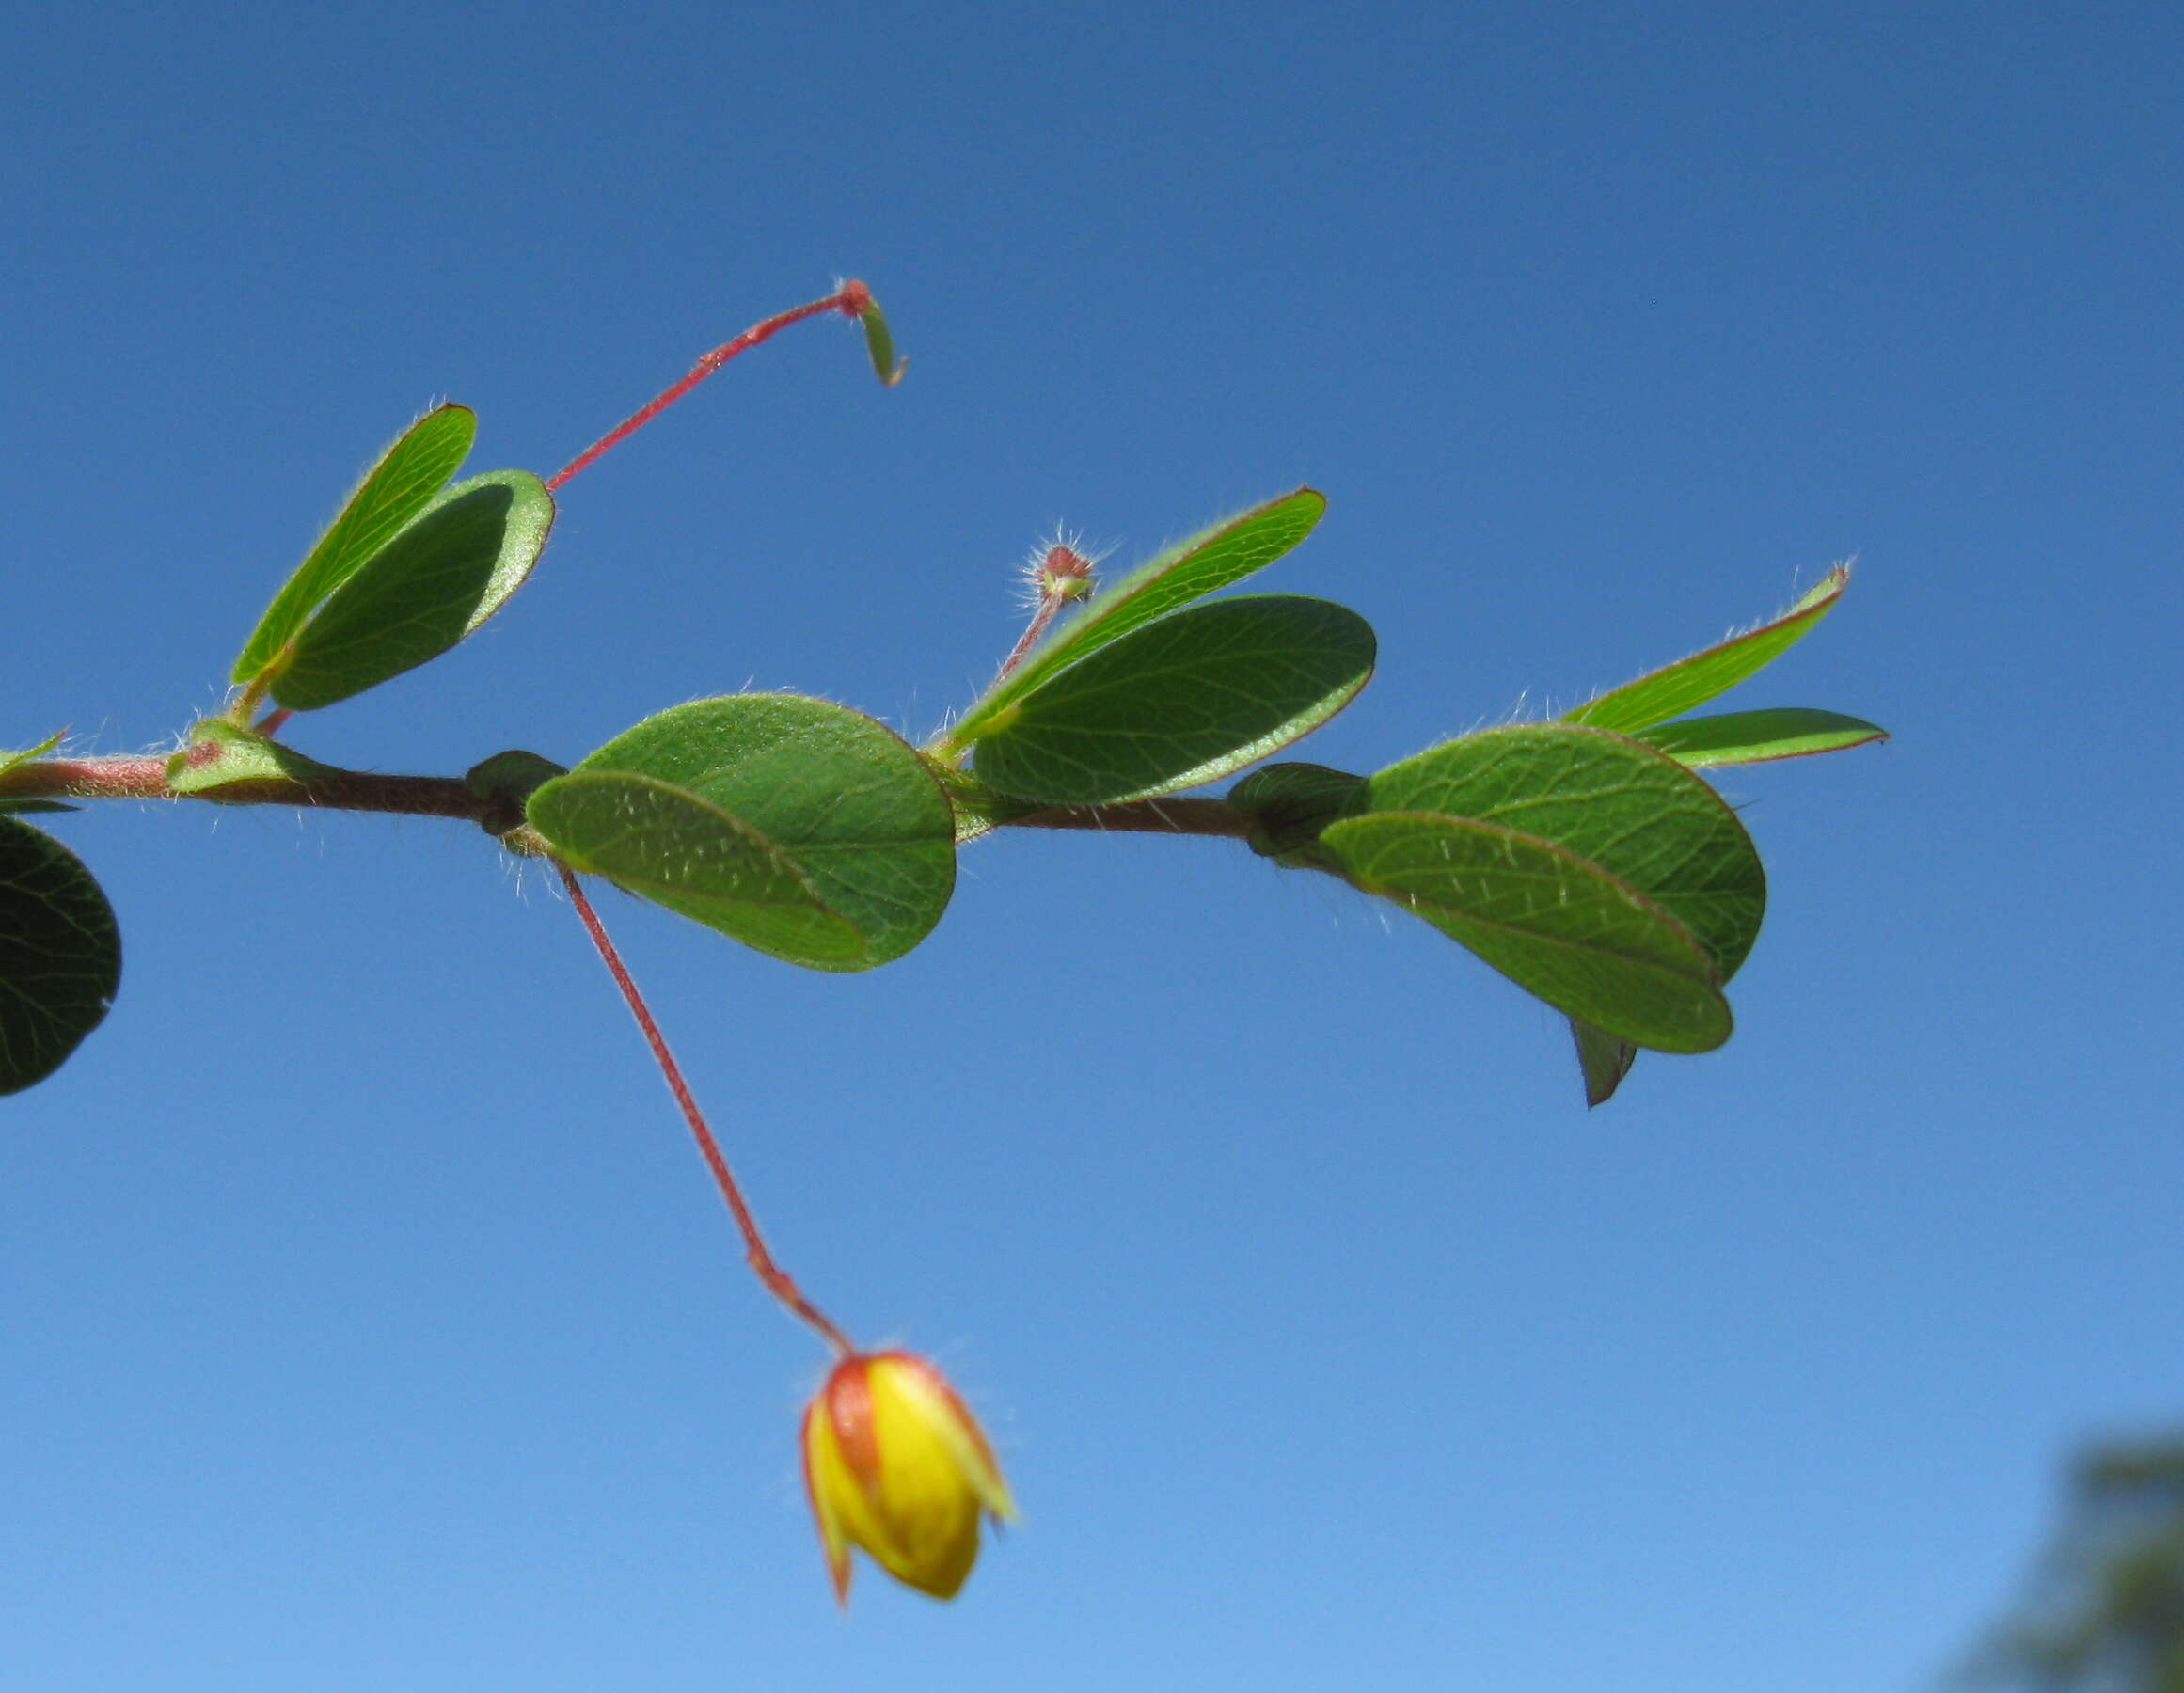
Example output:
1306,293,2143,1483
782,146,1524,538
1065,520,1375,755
546,283,874,492
0,753,499,824
556,864,857,1357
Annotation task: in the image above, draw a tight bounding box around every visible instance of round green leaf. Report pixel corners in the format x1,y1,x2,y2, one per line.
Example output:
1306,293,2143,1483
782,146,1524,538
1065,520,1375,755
970,594,1376,805
1320,810,1732,1052
0,816,121,1095
269,469,554,711
528,694,957,972
1364,723,1765,981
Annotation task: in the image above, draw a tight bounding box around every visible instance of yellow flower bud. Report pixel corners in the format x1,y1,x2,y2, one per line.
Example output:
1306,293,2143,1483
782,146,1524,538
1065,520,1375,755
800,1350,1017,1603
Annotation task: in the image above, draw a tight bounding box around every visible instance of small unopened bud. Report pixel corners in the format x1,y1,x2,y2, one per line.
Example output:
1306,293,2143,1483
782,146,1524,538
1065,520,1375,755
1023,530,1100,607
800,1350,1016,1604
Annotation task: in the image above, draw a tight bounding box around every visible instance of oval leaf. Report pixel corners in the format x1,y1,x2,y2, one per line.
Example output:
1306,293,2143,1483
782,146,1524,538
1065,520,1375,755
529,694,956,972
1320,811,1732,1052
946,489,1327,751
970,594,1375,805
1564,564,1850,733
0,816,121,1095
1638,706,1888,768
529,770,867,969
233,404,477,684
1365,724,1765,981
269,470,554,711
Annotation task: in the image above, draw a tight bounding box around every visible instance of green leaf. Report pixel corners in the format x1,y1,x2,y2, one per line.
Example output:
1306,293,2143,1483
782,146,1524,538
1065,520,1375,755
233,404,477,684
0,816,121,1095
1320,811,1732,1052
1227,761,1367,862
530,770,868,969
1563,563,1851,734
0,731,65,777
1569,1018,1638,1107
527,694,957,972
946,489,1328,751
165,720,341,798
969,594,1376,805
860,295,906,386
1638,706,1888,768
269,470,554,711
0,801,78,816
1364,723,1765,982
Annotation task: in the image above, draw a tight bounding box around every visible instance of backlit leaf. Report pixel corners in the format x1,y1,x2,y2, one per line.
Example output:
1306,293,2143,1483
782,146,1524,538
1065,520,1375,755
970,595,1375,805
945,489,1327,751
1564,564,1850,733
1320,810,1732,1052
233,404,476,683
269,470,553,711
528,694,956,971
1638,706,1887,768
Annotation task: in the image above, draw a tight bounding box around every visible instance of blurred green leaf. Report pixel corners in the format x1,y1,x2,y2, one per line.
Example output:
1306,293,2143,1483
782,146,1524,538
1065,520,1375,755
970,594,1375,805
0,801,78,816
528,694,956,972
0,815,121,1095
1563,564,1850,734
1638,706,1888,768
165,720,340,798
233,404,476,684
0,731,66,777
1320,810,1732,1052
860,296,906,386
1568,1017,1639,1106
947,489,1327,750
1365,723,1765,981
269,470,554,711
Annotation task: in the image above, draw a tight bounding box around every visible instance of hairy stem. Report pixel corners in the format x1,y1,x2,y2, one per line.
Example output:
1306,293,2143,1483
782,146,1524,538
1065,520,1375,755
546,282,874,492
558,866,857,1355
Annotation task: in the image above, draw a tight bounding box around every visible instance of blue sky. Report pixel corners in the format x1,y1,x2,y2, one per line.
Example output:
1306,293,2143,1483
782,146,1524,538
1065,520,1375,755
4,4,2180,1687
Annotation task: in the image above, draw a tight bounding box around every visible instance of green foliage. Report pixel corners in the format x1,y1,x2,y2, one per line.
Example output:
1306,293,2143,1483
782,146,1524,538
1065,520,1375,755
166,720,341,797
1638,705,1887,768
268,470,555,711
232,403,477,684
1959,1436,2184,1690
1309,726,1762,1052
0,815,120,1095
527,695,956,972
968,595,1375,805
1563,564,1849,734
943,488,1326,752
0,296,1886,1102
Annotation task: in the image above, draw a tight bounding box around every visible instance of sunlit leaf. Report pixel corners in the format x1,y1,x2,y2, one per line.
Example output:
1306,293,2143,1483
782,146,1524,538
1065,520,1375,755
1320,810,1732,1052
165,720,341,798
0,816,121,1095
233,404,476,684
269,470,554,711
1365,723,1765,981
1563,564,1850,733
945,489,1327,751
528,694,956,971
1638,706,1887,768
970,595,1375,805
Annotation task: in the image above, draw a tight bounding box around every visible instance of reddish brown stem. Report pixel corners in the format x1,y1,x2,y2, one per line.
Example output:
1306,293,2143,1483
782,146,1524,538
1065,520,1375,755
546,283,872,492
556,864,855,1355
993,594,1065,684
